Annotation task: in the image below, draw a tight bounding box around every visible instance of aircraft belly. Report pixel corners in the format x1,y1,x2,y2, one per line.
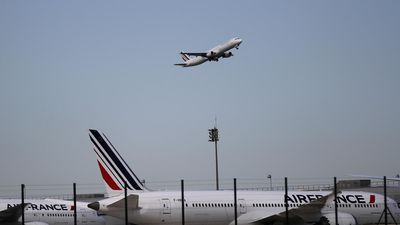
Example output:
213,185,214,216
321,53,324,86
190,58,207,66
188,208,231,225
131,208,231,225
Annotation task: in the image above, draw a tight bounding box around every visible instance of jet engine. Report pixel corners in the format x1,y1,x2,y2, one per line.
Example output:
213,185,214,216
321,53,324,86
222,52,233,58
206,51,216,58
317,212,356,225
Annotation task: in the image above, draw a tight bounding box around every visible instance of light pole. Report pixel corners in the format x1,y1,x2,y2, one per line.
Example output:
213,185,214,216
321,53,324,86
209,127,219,190
267,174,272,190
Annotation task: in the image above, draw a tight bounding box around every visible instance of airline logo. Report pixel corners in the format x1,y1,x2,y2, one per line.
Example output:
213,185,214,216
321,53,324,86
181,53,190,62
89,129,145,191
8,203,69,211
286,194,376,204
369,195,375,204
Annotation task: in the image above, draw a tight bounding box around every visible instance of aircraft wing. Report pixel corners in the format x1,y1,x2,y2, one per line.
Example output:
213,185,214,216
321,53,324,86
108,194,139,209
0,203,30,223
181,52,207,57
234,191,339,224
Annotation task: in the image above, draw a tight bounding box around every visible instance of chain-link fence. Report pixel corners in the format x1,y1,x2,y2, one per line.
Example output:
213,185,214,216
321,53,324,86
2,176,399,225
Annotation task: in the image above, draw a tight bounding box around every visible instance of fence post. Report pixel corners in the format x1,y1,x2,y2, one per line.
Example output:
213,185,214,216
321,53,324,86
284,177,289,225
21,184,25,225
334,177,338,225
73,183,77,225
125,181,128,225
384,176,387,225
181,179,185,225
234,178,237,225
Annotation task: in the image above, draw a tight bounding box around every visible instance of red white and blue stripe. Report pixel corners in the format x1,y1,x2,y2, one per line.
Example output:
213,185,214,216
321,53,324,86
89,129,146,191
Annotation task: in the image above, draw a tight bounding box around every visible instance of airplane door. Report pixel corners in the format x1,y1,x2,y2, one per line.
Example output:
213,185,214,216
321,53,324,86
238,199,247,214
161,198,171,215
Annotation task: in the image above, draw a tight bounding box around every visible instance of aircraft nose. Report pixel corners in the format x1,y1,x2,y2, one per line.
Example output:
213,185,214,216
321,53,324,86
88,202,100,211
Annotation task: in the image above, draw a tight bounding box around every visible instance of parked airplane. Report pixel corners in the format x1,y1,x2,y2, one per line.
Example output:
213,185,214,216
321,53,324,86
0,199,105,225
87,129,400,225
174,37,242,67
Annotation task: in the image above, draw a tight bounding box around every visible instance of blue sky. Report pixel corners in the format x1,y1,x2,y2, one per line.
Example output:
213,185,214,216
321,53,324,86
0,1,399,190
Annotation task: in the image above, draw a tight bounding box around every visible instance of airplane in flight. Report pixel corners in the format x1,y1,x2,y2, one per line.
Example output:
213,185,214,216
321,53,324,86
87,129,400,225
174,37,242,67
0,198,105,225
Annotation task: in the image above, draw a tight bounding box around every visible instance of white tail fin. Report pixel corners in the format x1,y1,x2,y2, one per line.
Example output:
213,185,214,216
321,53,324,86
180,52,190,62
88,129,148,196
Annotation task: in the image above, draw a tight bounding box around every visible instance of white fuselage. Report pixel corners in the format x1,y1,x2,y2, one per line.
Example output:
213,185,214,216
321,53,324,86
95,190,400,225
207,38,241,58
183,57,208,67
181,37,242,67
0,199,105,225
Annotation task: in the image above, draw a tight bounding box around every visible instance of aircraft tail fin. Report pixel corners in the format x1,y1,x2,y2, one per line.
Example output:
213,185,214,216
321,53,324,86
88,129,148,196
180,52,191,62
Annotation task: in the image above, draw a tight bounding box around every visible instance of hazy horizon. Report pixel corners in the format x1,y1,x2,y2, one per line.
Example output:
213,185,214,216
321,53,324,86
1,1,399,190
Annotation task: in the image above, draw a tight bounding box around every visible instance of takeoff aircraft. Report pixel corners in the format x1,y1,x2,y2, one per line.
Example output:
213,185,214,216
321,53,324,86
174,37,242,67
0,199,105,225
87,129,400,225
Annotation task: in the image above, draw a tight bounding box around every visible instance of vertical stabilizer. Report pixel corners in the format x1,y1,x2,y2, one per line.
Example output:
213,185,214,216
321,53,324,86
180,52,190,62
88,129,148,196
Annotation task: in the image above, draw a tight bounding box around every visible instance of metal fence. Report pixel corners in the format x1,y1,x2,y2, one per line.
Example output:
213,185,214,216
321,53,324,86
2,176,399,225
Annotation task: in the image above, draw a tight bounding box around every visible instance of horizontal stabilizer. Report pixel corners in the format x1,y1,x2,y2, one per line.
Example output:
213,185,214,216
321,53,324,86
109,194,139,209
0,203,30,222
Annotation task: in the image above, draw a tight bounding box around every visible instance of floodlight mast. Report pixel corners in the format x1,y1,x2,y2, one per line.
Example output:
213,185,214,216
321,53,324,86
208,127,219,190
